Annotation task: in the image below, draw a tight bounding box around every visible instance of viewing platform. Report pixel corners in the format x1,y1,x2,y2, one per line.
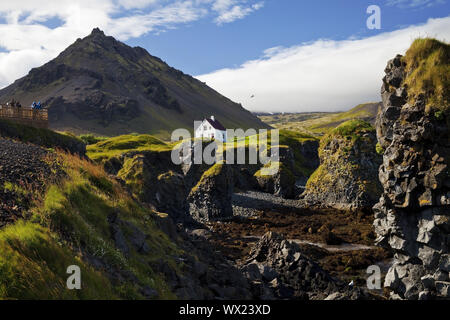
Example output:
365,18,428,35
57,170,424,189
0,105,48,129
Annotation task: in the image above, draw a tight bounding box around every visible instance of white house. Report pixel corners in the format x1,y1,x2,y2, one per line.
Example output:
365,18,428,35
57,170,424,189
195,116,227,142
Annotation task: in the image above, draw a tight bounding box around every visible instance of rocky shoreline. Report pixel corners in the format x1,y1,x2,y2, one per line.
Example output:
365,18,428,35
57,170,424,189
195,190,391,299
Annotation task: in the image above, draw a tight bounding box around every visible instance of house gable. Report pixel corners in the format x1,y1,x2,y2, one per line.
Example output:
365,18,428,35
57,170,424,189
194,116,227,142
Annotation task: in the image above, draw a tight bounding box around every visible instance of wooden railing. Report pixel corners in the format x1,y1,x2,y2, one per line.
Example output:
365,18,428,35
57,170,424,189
0,105,48,129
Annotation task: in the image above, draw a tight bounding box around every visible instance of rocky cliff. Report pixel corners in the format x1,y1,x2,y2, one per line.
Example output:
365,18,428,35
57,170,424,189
373,39,449,300
301,120,382,211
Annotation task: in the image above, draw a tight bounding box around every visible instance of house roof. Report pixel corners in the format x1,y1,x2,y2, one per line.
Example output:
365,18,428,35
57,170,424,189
205,118,226,131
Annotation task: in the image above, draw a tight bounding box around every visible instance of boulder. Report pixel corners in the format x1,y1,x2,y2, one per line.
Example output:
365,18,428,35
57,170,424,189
241,232,340,299
255,161,296,199
187,162,234,222
301,120,382,211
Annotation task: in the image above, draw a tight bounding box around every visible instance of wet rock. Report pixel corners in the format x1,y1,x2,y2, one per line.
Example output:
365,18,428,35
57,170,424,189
325,292,346,300
439,254,450,272
421,275,435,290
436,281,450,298
433,270,449,282
418,290,432,300
259,265,278,282
241,263,262,282
241,232,341,299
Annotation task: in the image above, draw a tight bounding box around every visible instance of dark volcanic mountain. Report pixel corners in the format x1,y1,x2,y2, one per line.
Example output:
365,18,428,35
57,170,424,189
0,28,268,138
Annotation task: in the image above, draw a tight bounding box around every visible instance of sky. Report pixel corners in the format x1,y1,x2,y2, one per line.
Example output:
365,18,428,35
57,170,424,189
0,0,449,113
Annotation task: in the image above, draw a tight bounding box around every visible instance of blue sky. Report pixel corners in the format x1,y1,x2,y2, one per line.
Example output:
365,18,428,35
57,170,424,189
0,0,448,112
125,0,450,75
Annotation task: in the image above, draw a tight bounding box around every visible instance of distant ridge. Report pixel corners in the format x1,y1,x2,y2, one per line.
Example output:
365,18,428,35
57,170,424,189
258,102,382,136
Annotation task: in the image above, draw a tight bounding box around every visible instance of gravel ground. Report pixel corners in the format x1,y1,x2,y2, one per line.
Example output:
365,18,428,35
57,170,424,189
232,191,305,218
0,138,56,227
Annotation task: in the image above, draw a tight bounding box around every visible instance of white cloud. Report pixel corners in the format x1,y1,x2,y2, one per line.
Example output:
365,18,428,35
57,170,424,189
196,17,450,113
0,0,264,88
115,0,159,10
108,1,207,39
213,0,264,24
386,0,446,8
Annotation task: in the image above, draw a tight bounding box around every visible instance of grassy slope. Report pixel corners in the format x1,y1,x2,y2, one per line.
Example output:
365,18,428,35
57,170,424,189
402,38,449,113
258,102,381,137
87,129,318,192
0,119,85,153
0,150,180,299
86,134,174,162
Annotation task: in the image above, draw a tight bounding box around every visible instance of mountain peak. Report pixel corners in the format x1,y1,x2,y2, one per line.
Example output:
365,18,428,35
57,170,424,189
0,30,268,138
90,27,105,36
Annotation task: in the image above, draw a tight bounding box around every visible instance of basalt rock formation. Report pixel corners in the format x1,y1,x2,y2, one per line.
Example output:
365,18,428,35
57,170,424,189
301,120,382,211
240,232,371,300
187,162,234,223
253,131,320,199
373,39,450,300
255,164,296,199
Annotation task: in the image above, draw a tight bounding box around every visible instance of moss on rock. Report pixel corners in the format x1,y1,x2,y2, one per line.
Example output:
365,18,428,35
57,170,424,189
303,120,382,210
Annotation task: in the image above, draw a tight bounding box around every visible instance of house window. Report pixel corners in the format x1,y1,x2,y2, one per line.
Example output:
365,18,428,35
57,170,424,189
203,125,207,130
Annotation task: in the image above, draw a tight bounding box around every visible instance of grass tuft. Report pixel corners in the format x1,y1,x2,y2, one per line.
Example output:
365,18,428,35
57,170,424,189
403,38,450,112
